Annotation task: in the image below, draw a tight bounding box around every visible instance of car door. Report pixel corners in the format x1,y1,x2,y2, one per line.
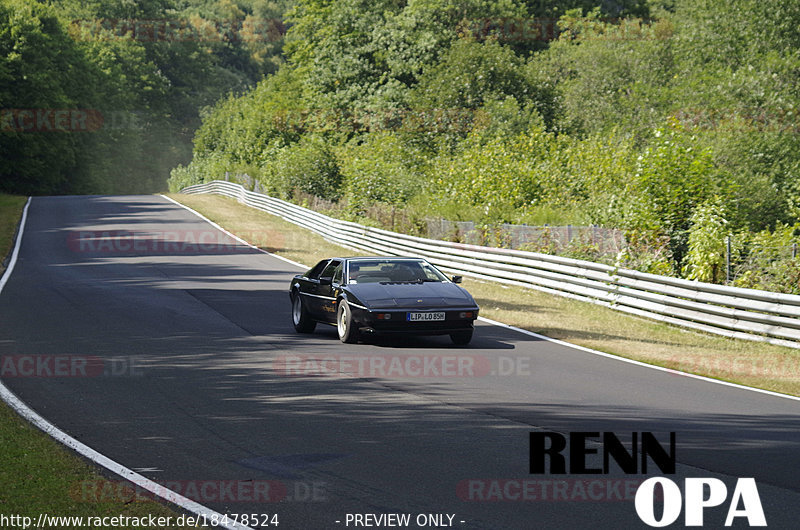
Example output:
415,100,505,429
296,259,329,317
315,259,342,322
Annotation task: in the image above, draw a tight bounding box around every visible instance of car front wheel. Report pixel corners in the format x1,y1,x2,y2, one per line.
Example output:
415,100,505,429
292,293,316,333
337,300,358,344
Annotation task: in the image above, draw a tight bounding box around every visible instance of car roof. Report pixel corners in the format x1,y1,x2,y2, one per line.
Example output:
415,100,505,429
341,256,427,262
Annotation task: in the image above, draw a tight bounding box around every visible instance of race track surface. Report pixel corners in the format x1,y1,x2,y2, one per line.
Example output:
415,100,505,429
1,195,799,529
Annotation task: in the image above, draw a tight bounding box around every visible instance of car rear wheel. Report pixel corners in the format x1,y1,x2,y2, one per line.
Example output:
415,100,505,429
450,329,473,346
337,300,358,344
292,293,316,333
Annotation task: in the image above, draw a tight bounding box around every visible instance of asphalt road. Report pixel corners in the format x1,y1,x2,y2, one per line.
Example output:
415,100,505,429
1,195,799,529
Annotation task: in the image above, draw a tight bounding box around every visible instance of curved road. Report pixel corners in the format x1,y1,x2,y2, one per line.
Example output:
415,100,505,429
1,195,799,528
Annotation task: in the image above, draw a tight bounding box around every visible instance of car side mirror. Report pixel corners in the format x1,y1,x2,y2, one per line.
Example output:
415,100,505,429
452,275,462,284
319,277,333,286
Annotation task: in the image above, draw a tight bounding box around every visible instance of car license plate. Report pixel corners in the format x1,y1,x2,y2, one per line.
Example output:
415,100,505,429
407,311,445,322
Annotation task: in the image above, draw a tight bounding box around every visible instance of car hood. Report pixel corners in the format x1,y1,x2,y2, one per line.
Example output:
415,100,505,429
348,282,477,309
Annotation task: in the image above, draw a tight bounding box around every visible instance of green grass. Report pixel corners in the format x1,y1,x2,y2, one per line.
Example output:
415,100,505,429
0,194,194,528
0,404,196,528
170,192,800,398
0,194,27,272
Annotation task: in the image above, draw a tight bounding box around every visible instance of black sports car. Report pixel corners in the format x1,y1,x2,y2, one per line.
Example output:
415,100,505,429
289,257,479,345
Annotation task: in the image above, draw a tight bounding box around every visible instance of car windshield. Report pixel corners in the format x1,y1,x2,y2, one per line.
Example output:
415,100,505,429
348,259,449,284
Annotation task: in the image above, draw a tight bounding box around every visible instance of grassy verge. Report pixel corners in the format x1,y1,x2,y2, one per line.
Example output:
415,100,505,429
0,405,196,528
169,193,800,397
0,194,27,273
0,194,194,528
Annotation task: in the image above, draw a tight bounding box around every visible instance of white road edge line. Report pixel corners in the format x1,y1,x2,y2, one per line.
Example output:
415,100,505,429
477,316,800,402
161,194,307,269
0,197,30,294
164,193,800,403
0,197,255,530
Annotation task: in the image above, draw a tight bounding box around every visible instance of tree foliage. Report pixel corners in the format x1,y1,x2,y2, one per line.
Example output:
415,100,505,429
2,0,292,195
169,0,800,289
683,197,729,283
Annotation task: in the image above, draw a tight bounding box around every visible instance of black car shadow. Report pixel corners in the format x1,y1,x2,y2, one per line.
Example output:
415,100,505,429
312,323,518,350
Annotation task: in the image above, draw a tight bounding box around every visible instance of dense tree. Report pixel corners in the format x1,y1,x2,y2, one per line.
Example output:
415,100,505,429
169,0,800,287
1,0,293,195
285,0,525,109
0,0,95,194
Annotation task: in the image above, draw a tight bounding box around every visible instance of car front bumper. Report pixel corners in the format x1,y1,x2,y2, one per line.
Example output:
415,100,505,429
350,306,479,335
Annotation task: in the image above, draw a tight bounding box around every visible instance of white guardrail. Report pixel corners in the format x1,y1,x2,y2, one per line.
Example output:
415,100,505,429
181,180,800,349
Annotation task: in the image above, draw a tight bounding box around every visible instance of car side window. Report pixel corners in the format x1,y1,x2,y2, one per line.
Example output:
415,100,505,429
421,263,443,281
332,263,343,285
320,260,340,281
306,260,329,280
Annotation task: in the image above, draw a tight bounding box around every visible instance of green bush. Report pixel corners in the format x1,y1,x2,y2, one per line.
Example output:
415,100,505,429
733,224,800,293
264,136,342,201
632,120,719,264
339,133,425,213
683,197,729,283
427,127,557,221
168,152,238,192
